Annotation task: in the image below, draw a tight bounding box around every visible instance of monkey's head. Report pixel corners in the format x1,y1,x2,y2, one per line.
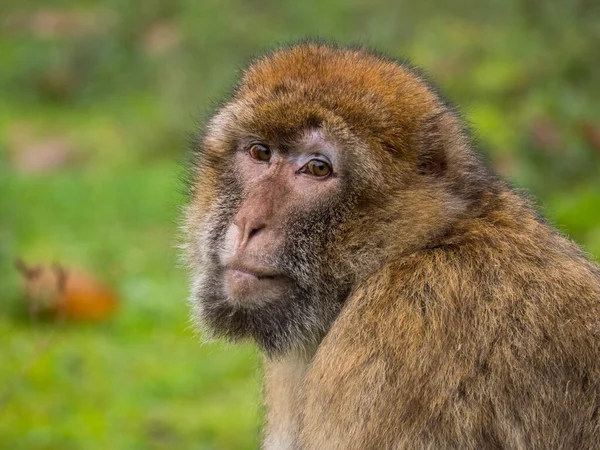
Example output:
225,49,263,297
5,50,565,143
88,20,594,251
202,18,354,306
184,43,492,355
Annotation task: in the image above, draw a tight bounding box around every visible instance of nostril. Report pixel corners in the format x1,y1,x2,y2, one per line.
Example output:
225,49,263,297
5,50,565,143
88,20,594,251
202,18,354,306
235,217,266,249
248,226,263,240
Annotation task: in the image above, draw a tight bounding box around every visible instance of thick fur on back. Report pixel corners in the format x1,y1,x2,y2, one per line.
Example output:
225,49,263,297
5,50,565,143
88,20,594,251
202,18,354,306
302,193,600,449
184,42,600,449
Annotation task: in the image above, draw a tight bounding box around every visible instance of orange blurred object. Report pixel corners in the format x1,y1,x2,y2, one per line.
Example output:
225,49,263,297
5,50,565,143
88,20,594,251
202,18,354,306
15,259,118,322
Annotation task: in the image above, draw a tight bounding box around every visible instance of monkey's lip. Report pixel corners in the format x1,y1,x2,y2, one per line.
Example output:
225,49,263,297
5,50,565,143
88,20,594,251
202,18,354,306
223,263,290,303
224,263,280,280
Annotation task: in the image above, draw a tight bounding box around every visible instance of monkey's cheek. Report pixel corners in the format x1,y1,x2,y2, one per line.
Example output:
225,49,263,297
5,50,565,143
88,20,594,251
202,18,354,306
223,270,291,307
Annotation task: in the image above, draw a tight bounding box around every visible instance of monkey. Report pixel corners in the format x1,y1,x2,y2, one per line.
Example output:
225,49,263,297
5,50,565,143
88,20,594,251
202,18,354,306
183,42,600,449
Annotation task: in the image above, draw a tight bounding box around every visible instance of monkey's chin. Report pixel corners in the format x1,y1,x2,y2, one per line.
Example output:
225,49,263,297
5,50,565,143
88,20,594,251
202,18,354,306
223,269,293,307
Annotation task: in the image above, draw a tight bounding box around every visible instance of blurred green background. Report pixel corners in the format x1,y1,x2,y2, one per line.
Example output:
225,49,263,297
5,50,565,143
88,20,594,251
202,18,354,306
1,0,599,448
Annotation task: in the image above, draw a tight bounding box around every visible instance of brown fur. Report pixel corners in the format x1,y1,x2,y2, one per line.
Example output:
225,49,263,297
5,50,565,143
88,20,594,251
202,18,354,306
184,42,600,449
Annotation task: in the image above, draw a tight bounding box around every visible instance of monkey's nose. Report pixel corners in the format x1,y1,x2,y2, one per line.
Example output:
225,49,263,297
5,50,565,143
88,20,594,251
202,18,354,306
233,217,266,251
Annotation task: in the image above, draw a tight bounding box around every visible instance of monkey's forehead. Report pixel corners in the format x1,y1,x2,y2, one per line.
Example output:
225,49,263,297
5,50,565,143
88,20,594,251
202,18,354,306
240,44,427,96
225,43,443,148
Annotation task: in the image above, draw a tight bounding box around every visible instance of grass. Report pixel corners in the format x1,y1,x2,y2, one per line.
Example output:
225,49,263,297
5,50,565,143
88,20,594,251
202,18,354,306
0,0,599,448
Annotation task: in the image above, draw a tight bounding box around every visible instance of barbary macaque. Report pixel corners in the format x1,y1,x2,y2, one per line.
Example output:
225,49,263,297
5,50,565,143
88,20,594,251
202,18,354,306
183,42,600,449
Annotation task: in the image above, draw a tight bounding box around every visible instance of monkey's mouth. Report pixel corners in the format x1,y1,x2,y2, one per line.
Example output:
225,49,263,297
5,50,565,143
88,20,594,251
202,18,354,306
225,262,279,279
222,264,292,306
228,268,276,281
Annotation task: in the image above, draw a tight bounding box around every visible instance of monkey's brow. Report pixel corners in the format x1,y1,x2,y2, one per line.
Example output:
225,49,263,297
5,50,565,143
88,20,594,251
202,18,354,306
239,121,327,155
241,133,310,155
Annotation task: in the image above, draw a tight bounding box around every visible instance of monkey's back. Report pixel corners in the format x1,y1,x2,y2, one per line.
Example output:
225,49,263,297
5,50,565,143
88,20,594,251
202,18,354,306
301,191,600,450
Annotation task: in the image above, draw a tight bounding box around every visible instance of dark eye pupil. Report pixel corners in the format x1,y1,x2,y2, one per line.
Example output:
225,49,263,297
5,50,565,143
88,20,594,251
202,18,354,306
309,160,331,177
258,148,270,160
250,145,271,162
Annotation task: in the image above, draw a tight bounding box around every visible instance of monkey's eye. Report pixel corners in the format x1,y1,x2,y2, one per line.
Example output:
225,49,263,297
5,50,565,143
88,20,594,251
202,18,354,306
304,159,332,178
249,144,272,162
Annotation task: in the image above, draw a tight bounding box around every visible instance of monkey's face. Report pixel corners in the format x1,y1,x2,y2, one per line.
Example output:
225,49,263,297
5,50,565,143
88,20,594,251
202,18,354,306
185,44,461,355
187,119,366,355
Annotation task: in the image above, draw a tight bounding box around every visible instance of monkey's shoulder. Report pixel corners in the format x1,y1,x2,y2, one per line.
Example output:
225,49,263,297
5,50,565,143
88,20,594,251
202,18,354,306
300,239,600,449
353,221,600,321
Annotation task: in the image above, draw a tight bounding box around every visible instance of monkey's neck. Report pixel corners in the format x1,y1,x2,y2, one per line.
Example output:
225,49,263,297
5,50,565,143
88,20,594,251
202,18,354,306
263,351,312,449
437,186,537,248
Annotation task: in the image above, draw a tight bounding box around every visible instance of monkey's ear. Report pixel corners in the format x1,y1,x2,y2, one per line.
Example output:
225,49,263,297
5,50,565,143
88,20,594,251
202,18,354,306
416,111,455,177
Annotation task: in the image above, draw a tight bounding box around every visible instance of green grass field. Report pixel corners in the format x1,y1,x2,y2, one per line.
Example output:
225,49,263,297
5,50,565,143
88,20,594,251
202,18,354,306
1,1,599,448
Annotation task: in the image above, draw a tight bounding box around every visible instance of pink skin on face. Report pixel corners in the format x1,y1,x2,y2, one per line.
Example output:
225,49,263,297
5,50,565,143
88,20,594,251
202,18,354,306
219,131,339,305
